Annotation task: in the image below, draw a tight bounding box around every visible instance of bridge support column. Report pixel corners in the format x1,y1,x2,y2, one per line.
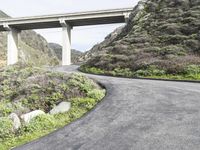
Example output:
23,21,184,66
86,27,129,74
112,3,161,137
62,25,71,66
60,19,72,66
3,24,20,65
123,12,131,23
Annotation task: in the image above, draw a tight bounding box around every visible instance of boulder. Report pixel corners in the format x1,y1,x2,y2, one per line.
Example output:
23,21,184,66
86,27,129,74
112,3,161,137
21,110,45,124
9,113,21,130
49,102,71,115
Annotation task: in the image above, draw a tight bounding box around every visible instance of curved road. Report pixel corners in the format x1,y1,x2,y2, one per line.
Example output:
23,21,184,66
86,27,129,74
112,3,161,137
14,66,200,150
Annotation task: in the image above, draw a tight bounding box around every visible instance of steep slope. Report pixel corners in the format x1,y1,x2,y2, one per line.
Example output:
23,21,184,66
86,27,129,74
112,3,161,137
0,11,59,67
0,10,9,18
81,0,200,79
49,43,83,64
78,26,124,63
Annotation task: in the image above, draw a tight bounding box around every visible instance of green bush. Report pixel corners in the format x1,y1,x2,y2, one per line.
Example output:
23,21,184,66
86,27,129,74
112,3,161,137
159,35,189,45
134,66,166,77
184,40,200,52
185,65,200,75
0,117,14,141
80,66,134,78
72,98,96,110
68,73,98,94
0,102,14,117
159,45,186,56
87,89,105,101
113,68,133,77
20,114,56,133
80,66,105,74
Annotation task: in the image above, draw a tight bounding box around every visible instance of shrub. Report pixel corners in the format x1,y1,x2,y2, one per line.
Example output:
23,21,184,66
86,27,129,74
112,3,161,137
143,47,161,53
159,35,188,45
20,114,56,133
159,45,186,56
184,65,200,75
0,117,14,141
158,23,181,35
80,66,105,74
184,40,200,52
68,73,97,94
134,65,166,77
165,63,186,74
112,68,133,77
72,98,97,111
87,89,105,101
0,101,15,117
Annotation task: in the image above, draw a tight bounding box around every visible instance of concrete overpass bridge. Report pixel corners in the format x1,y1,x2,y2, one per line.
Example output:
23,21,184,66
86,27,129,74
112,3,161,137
0,8,132,65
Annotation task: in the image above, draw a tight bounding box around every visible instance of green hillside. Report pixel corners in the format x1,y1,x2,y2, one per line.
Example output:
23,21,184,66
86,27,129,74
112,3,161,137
81,0,200,80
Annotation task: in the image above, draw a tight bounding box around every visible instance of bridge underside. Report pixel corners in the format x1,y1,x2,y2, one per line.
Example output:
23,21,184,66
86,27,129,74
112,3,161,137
0,8,132,65
0,16,126,31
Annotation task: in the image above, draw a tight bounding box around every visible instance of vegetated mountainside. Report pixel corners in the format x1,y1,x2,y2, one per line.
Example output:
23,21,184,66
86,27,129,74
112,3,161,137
49,43,83,64
0,11,59,67
78,26,124,63
81,0,200,80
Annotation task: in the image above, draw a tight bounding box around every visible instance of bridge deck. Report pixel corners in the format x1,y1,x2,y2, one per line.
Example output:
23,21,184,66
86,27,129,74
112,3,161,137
0,8,133,31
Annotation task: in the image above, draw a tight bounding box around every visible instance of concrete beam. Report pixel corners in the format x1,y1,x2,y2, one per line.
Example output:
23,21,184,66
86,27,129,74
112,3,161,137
0,8,133,30
3,23,19,65
60,19,71,66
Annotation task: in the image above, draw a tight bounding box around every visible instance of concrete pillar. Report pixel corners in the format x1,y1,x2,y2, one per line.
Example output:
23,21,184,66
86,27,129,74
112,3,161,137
60,18,72,66
3,23,19,65
123,12,131,23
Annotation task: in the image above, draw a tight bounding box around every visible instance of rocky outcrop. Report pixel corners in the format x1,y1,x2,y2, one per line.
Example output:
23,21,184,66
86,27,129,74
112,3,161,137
9,113,21,130
21,110,45,124
49,102,71,115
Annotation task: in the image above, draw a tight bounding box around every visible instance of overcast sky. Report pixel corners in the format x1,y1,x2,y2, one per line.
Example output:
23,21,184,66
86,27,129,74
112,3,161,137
0,0,139,51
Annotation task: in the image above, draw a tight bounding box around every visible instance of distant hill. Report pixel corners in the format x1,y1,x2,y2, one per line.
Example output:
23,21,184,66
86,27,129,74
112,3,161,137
81,0,200,79
0,10,9,18
49,43,83,64
0,11,59,67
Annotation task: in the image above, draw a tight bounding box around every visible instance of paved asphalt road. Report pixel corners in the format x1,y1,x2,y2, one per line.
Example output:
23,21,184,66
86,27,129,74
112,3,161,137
14,66,200,150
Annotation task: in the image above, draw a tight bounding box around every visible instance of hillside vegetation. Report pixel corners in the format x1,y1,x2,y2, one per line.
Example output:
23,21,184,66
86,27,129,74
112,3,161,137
81,0,200,80
0,64,105,150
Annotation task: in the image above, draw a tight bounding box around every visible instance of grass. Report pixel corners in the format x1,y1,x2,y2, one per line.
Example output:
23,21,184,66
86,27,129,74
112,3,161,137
80,65,200,81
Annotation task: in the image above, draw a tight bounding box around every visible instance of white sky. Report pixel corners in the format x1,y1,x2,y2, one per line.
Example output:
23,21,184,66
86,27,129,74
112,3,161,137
0,0,140,51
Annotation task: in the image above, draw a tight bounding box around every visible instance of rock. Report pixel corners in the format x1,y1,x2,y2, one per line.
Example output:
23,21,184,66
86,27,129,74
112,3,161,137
49,102,71,115
9,113,21,130
21,110,45,124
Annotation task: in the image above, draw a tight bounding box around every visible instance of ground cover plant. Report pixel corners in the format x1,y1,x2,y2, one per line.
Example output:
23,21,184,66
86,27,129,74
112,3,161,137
0,64,105,150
